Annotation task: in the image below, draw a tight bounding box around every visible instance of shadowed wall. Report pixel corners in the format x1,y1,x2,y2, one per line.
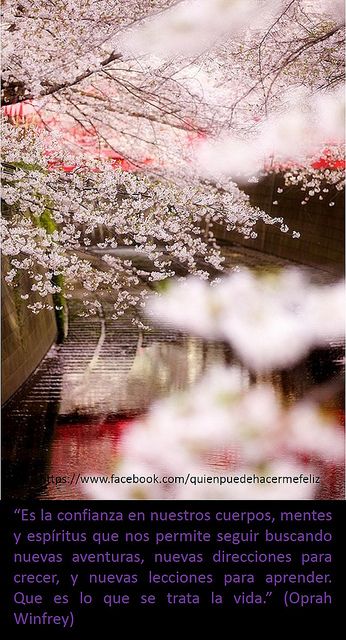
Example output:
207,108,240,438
1,258,57,404
214,175,344,274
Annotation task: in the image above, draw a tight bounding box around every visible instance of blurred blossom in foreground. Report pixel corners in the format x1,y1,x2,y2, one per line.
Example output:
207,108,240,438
198,90,345,181
119,0,342,61
119,0,269,59
146,269,345,371
87,366,343,501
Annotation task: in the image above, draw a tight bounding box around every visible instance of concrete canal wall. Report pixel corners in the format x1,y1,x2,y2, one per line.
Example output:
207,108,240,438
214,175,344,274
1,258,57,404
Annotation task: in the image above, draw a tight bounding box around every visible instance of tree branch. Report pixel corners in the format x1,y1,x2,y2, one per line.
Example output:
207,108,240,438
4,51,122,105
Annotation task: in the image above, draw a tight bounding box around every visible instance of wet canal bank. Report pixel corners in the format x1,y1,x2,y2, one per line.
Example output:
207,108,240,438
2,247,344,500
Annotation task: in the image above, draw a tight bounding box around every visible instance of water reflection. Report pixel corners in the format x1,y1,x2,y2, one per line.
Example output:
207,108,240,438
43,418,133,499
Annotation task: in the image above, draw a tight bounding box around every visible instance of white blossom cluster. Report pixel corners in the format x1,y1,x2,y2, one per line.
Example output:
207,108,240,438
146,269,345,371
282,146,345,205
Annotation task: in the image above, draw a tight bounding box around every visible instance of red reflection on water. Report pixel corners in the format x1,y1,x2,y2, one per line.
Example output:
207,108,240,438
45,416,136,498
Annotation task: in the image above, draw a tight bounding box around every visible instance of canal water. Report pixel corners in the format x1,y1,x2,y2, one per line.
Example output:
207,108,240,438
2,247,344,499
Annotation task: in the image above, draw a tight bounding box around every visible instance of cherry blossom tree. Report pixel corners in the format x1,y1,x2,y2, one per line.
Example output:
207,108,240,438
1,1,344,500
1,0,345,315
2,0,344,169
2,120,280,317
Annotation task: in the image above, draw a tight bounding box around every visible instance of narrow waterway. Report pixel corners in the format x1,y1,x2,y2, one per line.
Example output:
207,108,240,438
2,247,344,499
